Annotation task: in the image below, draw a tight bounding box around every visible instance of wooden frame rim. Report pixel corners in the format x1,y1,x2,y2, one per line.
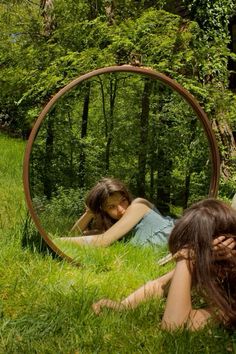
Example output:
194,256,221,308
23,65,221,264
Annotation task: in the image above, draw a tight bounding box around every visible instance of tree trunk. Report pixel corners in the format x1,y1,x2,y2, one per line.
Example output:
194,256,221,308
137,79,152,197
43,117,54,199
184,173,191,208
183,118,197,208
212,118,236,179
104,1,115,25
78,82,91,187
40,0,55,37
105,77,117,171
99,76,118,172
156,147,172,214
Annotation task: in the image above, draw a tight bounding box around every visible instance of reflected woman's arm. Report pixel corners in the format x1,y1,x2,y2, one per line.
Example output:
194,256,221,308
70,208,94,234
62,202,151,246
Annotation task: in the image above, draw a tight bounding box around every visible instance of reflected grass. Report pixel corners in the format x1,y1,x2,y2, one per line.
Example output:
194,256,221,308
54,236,169,267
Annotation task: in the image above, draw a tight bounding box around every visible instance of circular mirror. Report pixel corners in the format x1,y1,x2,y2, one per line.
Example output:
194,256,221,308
23,65,220,264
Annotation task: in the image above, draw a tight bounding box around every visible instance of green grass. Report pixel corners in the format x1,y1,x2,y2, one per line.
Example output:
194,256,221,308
0,135,26,231
0,133,236,353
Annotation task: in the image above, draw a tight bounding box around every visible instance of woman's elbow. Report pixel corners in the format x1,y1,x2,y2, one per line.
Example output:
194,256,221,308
92,234,114,247
161,309,211,331
161,318,186,331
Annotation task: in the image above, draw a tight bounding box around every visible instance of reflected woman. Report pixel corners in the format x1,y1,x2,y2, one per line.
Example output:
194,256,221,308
62,177,175,247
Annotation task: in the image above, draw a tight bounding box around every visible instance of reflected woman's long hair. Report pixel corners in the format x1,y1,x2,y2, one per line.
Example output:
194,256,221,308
168,198,236,327
85,177,133,231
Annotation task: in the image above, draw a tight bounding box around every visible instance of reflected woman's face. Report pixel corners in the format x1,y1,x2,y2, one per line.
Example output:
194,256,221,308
103,192,130,220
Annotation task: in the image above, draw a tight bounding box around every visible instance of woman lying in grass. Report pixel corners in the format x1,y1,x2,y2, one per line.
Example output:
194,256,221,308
92,199,236,330
62,177,175,247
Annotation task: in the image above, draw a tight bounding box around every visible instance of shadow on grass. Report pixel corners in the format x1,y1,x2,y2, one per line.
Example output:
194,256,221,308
20,212,58,259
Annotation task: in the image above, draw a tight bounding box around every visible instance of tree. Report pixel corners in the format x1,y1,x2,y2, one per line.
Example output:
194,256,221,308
137,79,153,197
40,0,55,36
183,0,236,186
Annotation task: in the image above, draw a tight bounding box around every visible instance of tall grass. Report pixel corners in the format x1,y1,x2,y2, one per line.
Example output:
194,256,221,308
0,133,235,353
0,135,25,233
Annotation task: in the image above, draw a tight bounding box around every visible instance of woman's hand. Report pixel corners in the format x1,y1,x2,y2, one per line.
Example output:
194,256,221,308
92,299,124,315
92,270,175,315
172,248,194,261
213,236,236,260
157,248,194,266
213,235,236,250
172,236,236,262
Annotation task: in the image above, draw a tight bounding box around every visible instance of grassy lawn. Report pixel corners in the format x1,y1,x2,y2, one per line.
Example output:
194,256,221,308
0,133,235,353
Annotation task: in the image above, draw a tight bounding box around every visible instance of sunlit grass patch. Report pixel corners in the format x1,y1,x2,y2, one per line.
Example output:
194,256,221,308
0,134,26,232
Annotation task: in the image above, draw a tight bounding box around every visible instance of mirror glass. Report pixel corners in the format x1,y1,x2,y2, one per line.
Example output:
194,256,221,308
28,71,215,261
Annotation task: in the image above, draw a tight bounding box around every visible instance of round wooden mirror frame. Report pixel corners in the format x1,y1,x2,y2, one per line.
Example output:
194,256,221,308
23,65,221,264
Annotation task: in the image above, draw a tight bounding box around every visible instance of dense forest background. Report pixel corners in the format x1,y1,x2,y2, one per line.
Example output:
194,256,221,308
1,0,236,230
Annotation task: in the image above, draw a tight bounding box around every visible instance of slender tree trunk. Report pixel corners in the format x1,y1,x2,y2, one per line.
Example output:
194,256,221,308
88,1,99,20
183,118,197,208
40,0,55,37
184,173,191,208
99,78,108,170
155,91,172,214
78,82,91,187
156,148,172,214
105,77,117,171
137,79,152,197
150,160,155,199
67,110,77,187
99,76,118,172
81,82,90,139
104,1,115,25
43,116,54,199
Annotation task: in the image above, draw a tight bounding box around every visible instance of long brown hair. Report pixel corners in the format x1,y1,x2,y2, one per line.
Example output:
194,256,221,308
85,177,133,231
168,198,236,327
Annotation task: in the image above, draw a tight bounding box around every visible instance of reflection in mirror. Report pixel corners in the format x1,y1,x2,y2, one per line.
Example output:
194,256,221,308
29,72,213,260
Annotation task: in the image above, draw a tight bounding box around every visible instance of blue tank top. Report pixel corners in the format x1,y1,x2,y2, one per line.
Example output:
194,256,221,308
129,207,175,246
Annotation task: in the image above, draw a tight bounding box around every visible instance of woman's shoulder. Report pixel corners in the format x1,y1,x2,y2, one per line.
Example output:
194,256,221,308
132,198,154,209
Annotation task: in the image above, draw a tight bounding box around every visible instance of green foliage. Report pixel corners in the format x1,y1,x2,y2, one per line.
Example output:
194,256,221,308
0,1,235,145
183,0,236,38
33,187,87,236
1,1,236,199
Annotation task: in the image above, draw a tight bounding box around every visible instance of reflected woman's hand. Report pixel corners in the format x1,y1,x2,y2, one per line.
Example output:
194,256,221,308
85,205,94,217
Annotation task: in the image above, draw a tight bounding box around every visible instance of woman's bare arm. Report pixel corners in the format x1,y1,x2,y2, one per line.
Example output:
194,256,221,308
63,202,151,247
92,270,175,314
161,258,211,331
92,258,211,330
70,208,94,234
132,197,154,209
